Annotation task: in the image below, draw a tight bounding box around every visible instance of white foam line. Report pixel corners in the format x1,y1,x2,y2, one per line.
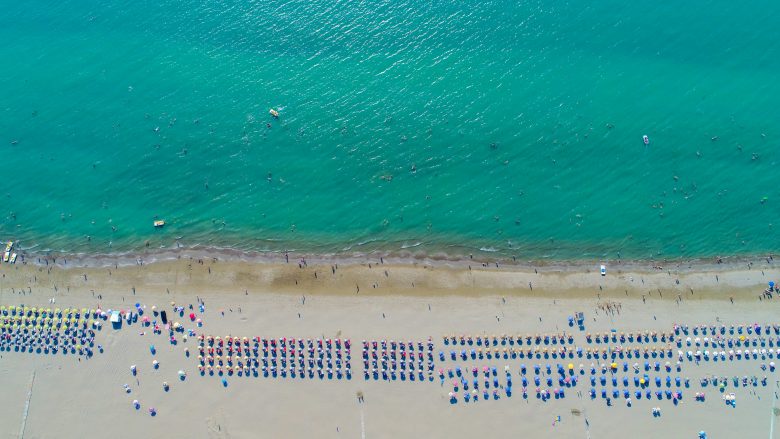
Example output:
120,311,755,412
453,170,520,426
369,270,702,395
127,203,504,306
20,370,35,439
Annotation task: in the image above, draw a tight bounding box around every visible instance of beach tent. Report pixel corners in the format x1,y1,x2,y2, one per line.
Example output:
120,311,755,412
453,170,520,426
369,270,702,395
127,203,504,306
110,311,122,329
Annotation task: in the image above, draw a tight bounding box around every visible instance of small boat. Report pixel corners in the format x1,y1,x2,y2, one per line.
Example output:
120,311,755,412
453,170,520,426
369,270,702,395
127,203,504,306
154,220,166,228
269,108,279,118
2,250,9,262
5,241,13,252
9,253,17,263
642,135,649,145
600,265,606,276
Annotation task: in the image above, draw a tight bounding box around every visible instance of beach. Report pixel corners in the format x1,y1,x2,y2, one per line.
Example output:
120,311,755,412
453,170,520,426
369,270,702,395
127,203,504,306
1,252,779,438
3,1,779,437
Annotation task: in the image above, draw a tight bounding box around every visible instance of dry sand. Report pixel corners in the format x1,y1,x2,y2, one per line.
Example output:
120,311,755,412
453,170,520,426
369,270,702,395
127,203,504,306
1,253,779,438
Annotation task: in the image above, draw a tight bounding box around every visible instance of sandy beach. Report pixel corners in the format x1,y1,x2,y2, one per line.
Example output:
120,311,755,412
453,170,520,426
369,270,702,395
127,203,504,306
1,251,779,438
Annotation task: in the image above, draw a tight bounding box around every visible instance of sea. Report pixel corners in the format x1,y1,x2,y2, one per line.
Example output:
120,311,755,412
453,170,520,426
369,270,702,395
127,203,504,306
1,0,779,260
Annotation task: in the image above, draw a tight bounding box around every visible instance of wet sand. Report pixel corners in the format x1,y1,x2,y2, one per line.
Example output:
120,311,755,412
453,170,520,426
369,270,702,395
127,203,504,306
0,254,779,438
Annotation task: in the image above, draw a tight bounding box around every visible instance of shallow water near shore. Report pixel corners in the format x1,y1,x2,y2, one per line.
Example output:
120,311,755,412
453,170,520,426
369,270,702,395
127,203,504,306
1,0,779,259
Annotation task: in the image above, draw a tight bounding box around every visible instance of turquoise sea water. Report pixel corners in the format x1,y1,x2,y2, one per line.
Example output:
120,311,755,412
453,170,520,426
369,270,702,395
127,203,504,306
1,1,779,259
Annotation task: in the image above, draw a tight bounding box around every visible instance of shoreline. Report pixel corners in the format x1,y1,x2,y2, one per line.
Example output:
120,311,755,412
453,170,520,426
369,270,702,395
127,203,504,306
3,245,777,304
10,243,777,274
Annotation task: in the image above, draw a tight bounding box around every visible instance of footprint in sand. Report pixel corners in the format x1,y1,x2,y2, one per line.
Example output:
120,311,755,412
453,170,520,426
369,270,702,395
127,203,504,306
205,411,231,439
